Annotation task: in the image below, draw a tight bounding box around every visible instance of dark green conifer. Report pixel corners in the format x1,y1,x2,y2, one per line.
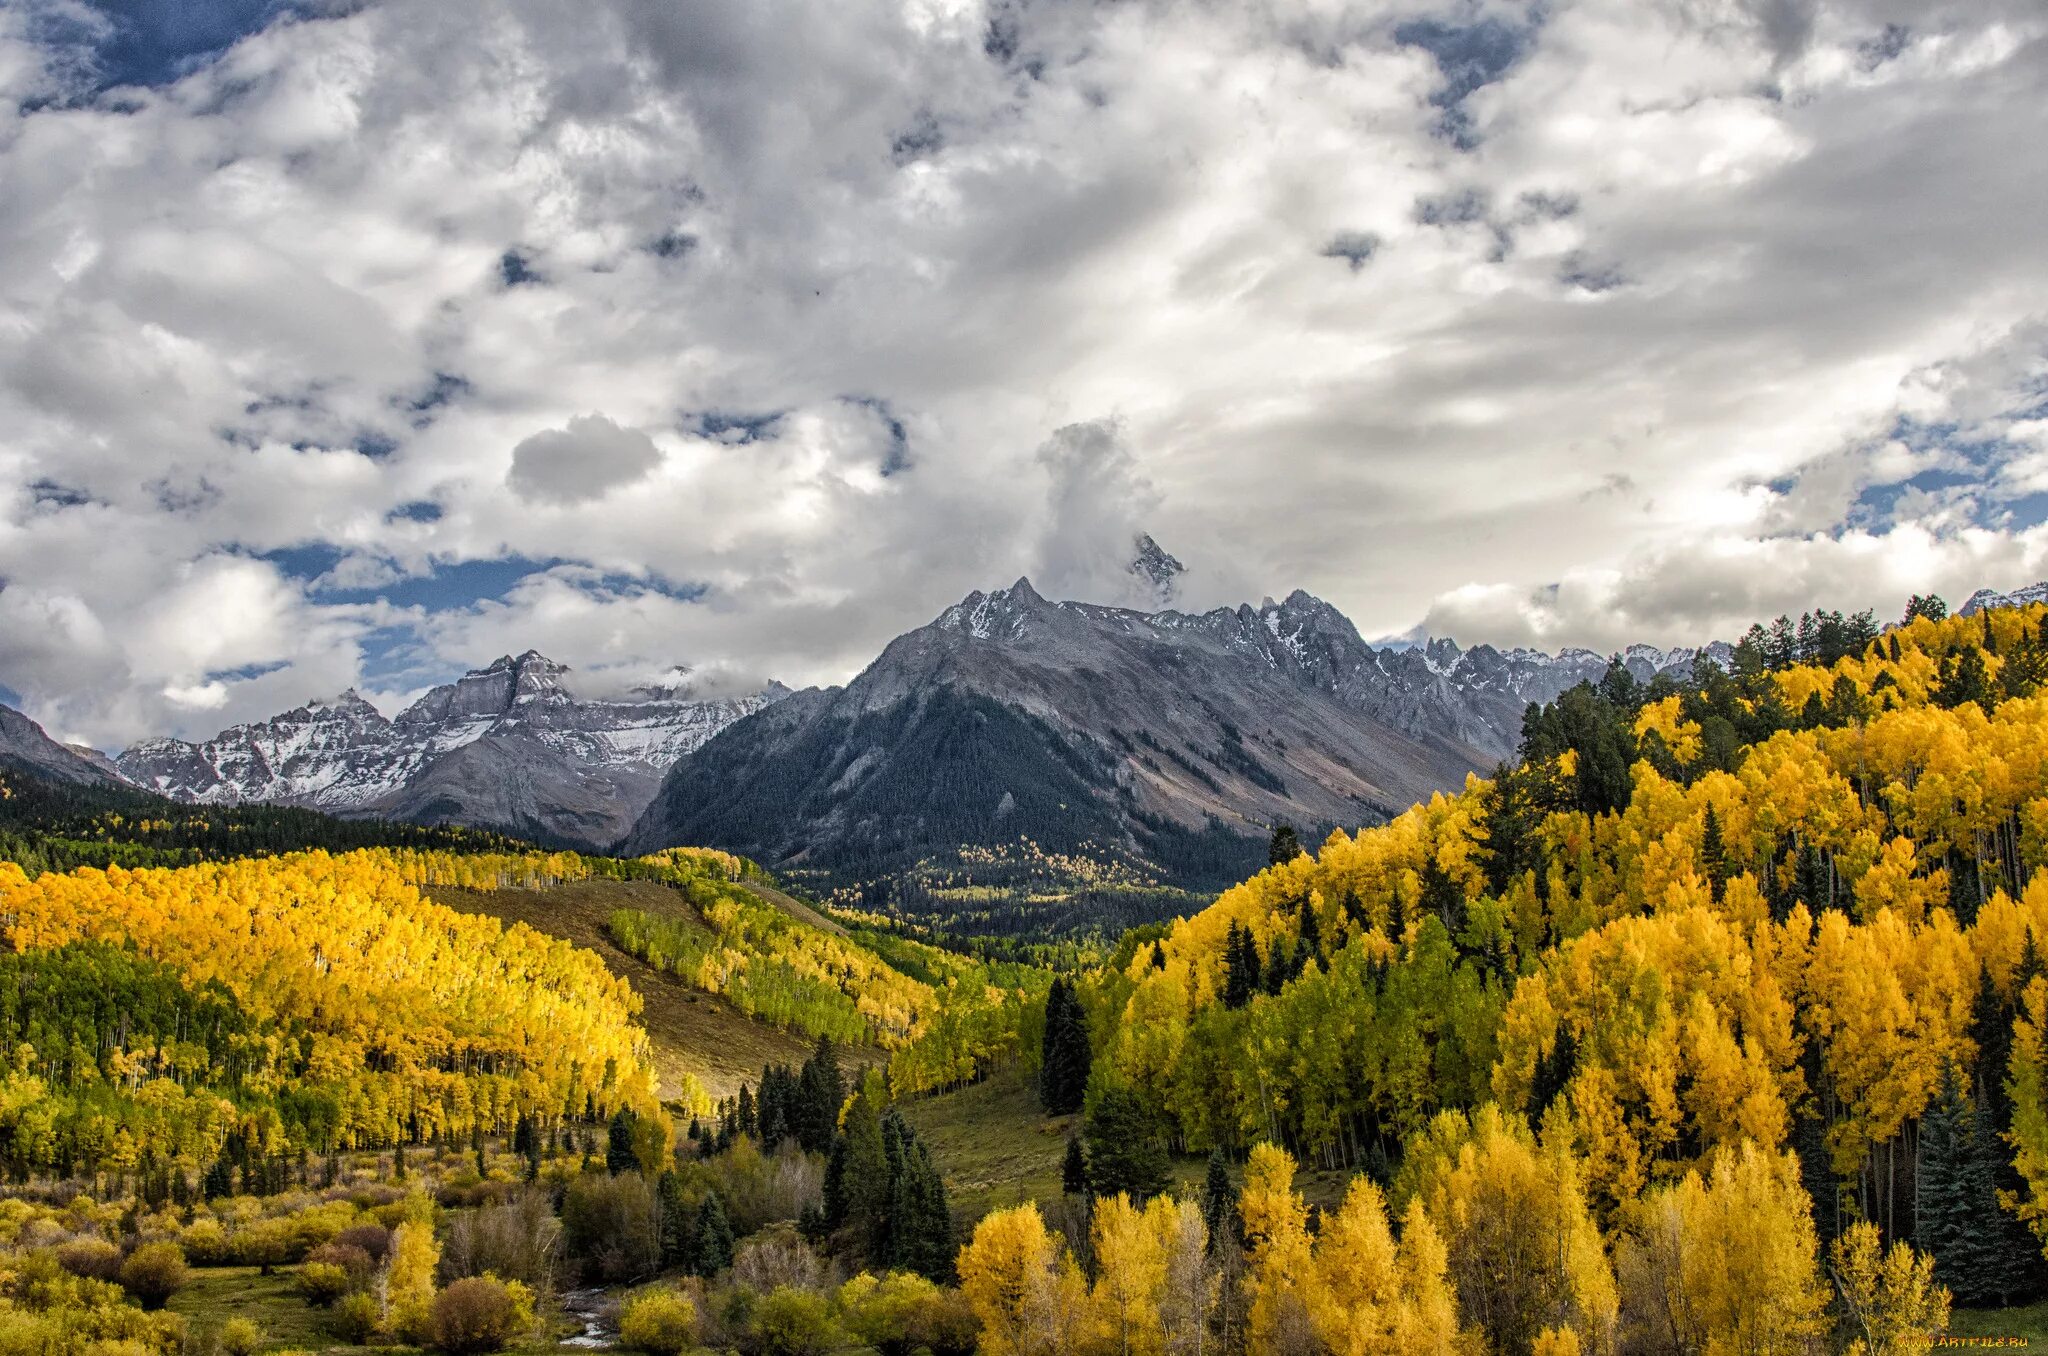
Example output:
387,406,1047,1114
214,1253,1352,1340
693,1191,734,1275
1086,1087,1168,1201
1062,1137,1090,1198
1268,824,1303,867
606,1108,639,1175
1201,1148,1238,1253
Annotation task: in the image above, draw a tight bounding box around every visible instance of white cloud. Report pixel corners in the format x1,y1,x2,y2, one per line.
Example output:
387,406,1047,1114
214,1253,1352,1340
0,0,2045,747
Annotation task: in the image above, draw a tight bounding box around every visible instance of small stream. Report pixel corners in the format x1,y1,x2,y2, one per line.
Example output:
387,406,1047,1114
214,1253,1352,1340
558,1288,614,1348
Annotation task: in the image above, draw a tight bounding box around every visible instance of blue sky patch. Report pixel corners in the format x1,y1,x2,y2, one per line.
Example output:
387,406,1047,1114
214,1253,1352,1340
1394,14,1539,149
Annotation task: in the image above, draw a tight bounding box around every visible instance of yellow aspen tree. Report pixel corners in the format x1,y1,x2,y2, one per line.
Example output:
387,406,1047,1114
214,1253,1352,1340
1238,1143,1320,1356
384,1214,440,1344
1829,1222,1949,1356
1089,1192,1169,1356
958,1203,1088,1356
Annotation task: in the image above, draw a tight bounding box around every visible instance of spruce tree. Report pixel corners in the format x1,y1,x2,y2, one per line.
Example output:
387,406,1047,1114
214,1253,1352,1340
1700,805,1727,903
1268,824,1303,867
694,1191,734,1275
736,1083,757,1139
606,1108,639,1175
1529,1025,1577,1119
1202,1148,1238,1253
1039,978,1091,1115
1918,1063,1996,1304
1221,923,1258,1010
1062,1137,1090,1198
796,1038,843,1154
1086,1087,1169,1200
1150,940,1167,970
1296,896,1323,972
1262,938,1290,995
656,1169,695,1269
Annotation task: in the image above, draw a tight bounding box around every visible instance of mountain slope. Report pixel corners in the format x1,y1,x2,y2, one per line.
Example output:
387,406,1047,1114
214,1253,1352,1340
0,702,130,788
117,652,786,848
627,578,1718,897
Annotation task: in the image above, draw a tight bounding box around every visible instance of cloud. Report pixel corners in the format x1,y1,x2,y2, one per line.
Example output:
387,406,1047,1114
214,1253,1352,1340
0,0,2044,747
506,414,664,505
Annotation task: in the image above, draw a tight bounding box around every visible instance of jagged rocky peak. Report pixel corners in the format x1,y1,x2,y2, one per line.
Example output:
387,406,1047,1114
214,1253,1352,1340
1960,581,2048,616
396,650,571,725
1129,533,1185,605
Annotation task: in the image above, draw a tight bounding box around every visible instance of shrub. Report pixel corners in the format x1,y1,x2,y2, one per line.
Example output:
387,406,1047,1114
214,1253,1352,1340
428,1275,533,1355
302,1242,375,1289
749,1286,841,1356
179,1217,231,1265
838,1271,978,1356
617,1289,698,1356
331,1222,392,1264
561,1172,659,1283
730,1226,825,1295
330,1291,380,1343
55,1237,123,1282
296,1261,351,1307
218,1317,264,1356
439,1189,559,1285
118,1242,189,1310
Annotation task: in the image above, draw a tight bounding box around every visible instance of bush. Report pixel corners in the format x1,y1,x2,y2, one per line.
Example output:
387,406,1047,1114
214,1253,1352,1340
118,1242,189,1310
838,1271,978,1356
302,1242,374,1289
296,1261,351,1308
617,1289,698,1356
330,1291,380,1344
55,1237,123,1282
180,1217,231,1265
218,1317,264,1356
750,1287,841,1356
561,1172,659,1283
439,1189,559,1285
429,1275,533,1355
331,1222,392,1264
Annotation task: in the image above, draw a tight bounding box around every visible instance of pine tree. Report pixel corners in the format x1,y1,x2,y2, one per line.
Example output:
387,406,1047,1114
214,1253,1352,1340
1268,824,1303,867
736,1083,757,1139
606,1108,639,1175
694,1191,734,1275
1063,1137,1090,1197
1700,805,1727,903
1296,896,1323,972
1222,922,1259,1010
1202,1148,1238,1254
1261,938,1290,995
1087,1087,1169,1200
1149,940,1167,970
1918,1063,1998,1304
1039,977,1091,1115
656,1169,695,1269
796,1038,843,1154
1529,1025,1577,1119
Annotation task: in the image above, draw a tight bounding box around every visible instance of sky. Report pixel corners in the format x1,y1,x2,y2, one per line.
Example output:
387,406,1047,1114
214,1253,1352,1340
2,0,2047,749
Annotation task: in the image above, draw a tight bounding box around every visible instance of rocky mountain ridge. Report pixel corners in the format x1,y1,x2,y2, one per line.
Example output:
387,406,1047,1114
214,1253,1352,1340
116,652,787,848
623,576,1727,888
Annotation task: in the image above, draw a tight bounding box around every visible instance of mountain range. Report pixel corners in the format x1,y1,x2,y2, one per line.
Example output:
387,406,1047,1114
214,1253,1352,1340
114,653,787,848
622,576,1723,887
20,559,2035,888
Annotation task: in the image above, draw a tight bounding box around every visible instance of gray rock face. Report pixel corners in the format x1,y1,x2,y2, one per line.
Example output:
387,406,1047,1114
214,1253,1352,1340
116,653,786,848
0,703,130,788
1960,581,2048,616
625,577,1730,882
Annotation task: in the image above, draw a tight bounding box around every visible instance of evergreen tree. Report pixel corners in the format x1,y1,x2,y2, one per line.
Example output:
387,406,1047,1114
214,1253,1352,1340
1700,804,1728,903
1039,977,1092,1115
1221,922,1259,1010
1420,857,1466,937
606,1108,639,1175
796,1038,843,1154
392,1141,406,1183
1149,940,1167,970
1295,896,1323,972
694,1191,734,1275
1528,1025,1577,1119
1268,824,1303,867
1062,1137,1090,1198
1919,1063,2003,1306
656,1169,695,1269
736,1083,757,1139
1202,1148,1238,1254
523,1127,542,1182
1085,1087,1169,1200
1262,938,1290,995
